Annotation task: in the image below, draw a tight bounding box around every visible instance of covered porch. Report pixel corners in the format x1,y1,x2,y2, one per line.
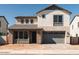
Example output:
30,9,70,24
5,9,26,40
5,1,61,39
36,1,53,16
8,24,43,44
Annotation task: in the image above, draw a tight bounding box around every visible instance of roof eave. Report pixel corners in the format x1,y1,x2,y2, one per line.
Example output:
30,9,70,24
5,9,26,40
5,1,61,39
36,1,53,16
70,15,79,25
15,16,37,19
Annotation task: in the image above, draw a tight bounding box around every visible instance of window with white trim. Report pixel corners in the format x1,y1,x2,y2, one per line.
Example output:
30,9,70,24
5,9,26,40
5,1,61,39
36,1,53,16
53,15,63,26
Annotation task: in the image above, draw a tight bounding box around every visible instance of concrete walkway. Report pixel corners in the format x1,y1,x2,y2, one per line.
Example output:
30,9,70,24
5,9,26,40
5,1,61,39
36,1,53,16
0,44,79,54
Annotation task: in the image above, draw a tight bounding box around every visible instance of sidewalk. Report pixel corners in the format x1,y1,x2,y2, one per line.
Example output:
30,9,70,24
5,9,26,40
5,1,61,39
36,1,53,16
0,44,79,54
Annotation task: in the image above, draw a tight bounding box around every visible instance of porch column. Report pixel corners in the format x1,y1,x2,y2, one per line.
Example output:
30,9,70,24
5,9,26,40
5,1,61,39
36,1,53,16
28,31,31,44
65,31,70,44
36,30,42,44
8,30,13,44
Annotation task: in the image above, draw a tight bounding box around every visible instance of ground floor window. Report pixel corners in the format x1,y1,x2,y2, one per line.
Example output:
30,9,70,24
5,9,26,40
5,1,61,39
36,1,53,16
14,31,28,39
24,32,28,39
19,31,23,39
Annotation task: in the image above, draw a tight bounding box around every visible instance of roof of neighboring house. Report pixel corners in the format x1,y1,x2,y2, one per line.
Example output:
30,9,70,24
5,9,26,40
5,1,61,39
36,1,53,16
0,16,9,24
36,4,72,14
70,15,79,24
9,24,43,30
15,16,37,19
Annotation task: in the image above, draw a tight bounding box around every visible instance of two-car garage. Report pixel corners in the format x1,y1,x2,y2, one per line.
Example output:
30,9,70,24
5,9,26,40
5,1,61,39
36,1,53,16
42,31,65,44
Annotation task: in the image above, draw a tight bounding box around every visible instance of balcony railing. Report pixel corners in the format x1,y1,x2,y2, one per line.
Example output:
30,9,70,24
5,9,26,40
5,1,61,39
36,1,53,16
53,22,63,26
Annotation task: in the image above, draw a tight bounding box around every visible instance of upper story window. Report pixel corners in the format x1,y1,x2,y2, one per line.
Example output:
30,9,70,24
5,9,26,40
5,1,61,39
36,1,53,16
17,19,20,22
30,19,33,24
25,19,29,23
18,18,35,24
53,15,63,26
21,19,24,24
42,14,46,18
78,22,79,27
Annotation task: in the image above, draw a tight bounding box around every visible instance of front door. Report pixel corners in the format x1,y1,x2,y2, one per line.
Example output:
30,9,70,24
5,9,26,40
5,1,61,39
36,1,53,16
30,31,36,43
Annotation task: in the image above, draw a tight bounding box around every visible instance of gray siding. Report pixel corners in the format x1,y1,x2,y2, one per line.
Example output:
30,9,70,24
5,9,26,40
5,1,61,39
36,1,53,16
0,17,8,35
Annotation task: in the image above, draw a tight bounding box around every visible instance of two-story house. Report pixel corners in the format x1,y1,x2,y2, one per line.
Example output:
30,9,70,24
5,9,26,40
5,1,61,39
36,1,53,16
8,5,71,44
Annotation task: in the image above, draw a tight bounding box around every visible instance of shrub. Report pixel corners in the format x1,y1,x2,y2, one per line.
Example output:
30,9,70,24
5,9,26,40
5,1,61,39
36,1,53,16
0,32,4,36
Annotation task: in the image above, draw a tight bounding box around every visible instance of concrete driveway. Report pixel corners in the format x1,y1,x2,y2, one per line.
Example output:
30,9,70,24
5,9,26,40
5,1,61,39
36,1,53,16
0,44,79,54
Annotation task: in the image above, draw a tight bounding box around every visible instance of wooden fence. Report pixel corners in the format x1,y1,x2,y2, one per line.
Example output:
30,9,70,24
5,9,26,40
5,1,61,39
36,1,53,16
70,37,79,45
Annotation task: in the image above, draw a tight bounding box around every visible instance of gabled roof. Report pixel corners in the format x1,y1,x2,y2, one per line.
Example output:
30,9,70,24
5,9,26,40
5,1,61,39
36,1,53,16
70,15,79,24
36,4,72,14
0,16,9,24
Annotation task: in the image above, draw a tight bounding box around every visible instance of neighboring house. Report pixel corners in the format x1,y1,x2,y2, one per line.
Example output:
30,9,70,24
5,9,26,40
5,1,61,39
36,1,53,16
0,16,8,44
70,15,79,37
8,5,71,44
70,15,79,44
0,16,8,35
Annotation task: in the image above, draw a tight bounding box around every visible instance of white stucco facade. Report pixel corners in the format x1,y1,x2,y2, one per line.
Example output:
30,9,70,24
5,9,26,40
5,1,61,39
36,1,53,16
37,10,70,31
70,15,79,37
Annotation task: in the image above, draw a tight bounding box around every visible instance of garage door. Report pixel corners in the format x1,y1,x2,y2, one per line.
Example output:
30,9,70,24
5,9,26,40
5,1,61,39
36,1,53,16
42,32,65,44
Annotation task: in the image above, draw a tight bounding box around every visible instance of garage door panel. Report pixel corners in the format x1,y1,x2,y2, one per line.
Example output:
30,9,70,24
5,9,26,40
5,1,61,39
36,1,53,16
42,32,65,44
53,38,64,43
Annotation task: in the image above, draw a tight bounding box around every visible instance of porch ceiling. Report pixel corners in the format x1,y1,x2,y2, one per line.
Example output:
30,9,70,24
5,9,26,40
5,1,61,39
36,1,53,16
9,24,43,30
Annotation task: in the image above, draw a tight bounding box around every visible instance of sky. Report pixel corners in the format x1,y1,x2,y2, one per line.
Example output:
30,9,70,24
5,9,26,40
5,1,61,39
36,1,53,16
0,4,79,26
